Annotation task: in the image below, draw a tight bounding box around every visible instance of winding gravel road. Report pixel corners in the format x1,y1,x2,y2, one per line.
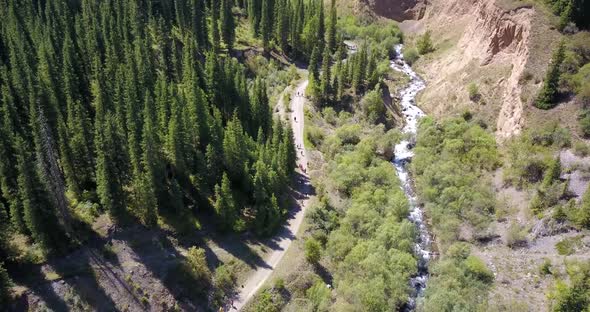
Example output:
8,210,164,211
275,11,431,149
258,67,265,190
230,79,311,311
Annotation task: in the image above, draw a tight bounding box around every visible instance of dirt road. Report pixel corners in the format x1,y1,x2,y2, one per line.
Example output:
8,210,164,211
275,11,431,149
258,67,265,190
230,79,310,311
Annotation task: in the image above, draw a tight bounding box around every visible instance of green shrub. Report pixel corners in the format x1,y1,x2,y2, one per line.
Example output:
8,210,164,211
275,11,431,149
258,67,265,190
464,255,494,283
468,83,480,101
423,248,493,310
416,30,434,55
171,246,212,297
306,280,331,311
404,48,419,65
573,141,590,157
549,261,590,311
542,157,562,189
308,121,416,310
306,125,325,147
322,107,338,126
252,289,282,312
335,124,362,146
412,117,498,249
580,110,590,138
506,222,527,248
555,236,583,255
305,238,321,265
539,258,553,275
212,263,236,305
360,87,385,124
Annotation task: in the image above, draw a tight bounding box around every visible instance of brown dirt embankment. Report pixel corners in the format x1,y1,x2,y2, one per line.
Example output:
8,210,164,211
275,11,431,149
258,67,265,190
387,0,561,140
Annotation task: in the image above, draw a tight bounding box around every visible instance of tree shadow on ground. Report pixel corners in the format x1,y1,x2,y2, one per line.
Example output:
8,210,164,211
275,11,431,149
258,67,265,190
7,232,126,312
202,170,313,271
314,263,334,286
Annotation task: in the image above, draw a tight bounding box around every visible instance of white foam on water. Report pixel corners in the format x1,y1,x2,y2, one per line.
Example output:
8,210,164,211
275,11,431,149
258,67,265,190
390,44,432,311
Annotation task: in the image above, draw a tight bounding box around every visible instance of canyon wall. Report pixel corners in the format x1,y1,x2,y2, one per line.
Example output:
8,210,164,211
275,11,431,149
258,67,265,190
375,0,558,139
361,0,428,21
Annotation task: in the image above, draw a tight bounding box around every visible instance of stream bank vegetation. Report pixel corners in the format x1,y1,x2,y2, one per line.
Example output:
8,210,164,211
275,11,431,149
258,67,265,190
411,116,499,310
245,15,419,312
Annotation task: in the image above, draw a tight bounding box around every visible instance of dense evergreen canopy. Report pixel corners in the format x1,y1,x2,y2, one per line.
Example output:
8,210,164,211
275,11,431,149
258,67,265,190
0,0,321,259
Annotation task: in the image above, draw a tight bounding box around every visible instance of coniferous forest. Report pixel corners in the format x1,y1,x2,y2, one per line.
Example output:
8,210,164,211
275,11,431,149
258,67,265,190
0,0,343,286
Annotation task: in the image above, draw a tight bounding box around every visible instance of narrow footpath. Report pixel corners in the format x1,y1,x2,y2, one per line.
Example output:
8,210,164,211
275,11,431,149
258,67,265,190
230,79,310,311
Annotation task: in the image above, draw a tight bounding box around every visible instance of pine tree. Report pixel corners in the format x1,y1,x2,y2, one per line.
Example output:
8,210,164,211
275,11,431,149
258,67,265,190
192,0,209,49
366,53,378,89
221,0,236,51
137,93,160,227
352,47,367,94
167,93,187,173
290,0,304,57
248,0,262,35
326,0,337,53
15,135,63,251
0,262,11,307
309,46,320,80
536,41,565,109
260,0,271,50
223,114,248,182
416,30,434,55
214,172,237,231
317,0,325,53
320,48,331,104
0,93,24,233
282,123,297,174
335,44,345,101
94,77,127,222
0,202,8,256
275,0,289,52
211,0,221,53
542,156,561,190
96,113,128,223
250,78,271,136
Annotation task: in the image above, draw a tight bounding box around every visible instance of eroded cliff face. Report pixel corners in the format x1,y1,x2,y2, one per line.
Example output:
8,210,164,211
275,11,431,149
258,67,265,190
459,1,532,139
361,0,428,21
391,0,557,140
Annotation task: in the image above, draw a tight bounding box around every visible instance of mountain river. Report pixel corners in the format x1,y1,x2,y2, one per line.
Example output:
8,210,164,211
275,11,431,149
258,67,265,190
390,44,432,311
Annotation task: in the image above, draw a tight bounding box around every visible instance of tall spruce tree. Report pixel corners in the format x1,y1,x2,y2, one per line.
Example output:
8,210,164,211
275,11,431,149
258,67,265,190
221,0,236,51
326,0,337,53
211,0,221,53
320,48,332,104
214,172,237,231
260,0,272,50
536,41,565,109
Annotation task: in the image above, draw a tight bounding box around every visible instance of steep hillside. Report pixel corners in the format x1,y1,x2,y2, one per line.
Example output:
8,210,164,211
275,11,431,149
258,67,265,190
361,0,427,21
397,0,561,140
366,0,590,310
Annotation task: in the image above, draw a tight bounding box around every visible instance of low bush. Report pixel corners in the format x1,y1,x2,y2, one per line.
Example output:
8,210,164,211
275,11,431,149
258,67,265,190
468,83,480,102
539,258,553,275
412,117,498,248
404,48,419,65
506,222,528,248
573,141,590,157
416,30,434,55
306,280,331,311
304,238,321,265
360,87,386,124
422,243,494,310
549,261,590,311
